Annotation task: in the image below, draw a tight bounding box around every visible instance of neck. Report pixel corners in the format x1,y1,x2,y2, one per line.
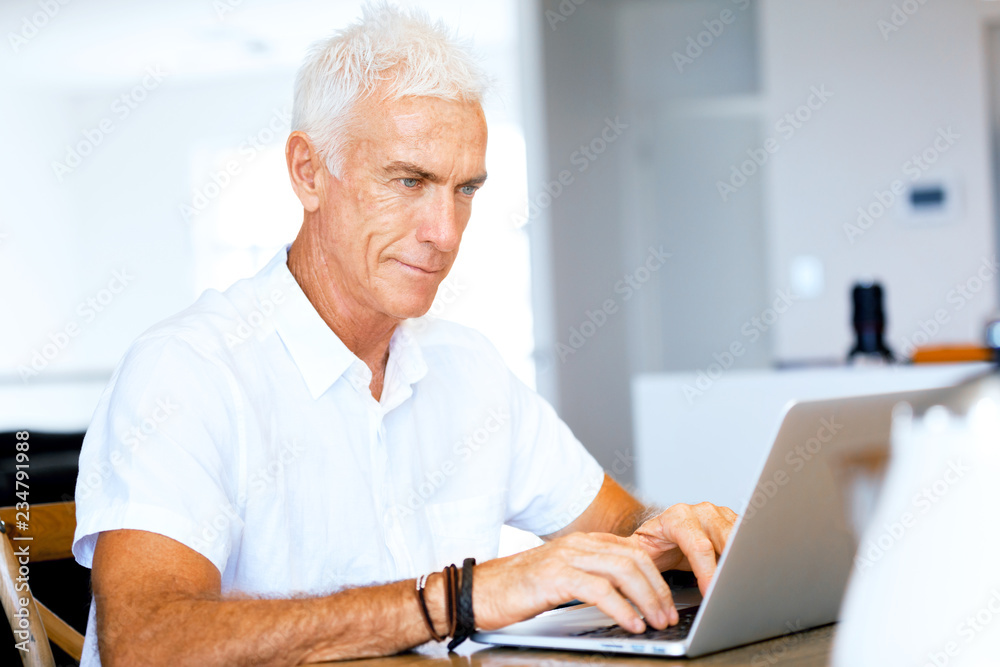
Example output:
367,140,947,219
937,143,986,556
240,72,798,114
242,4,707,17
286,233,398,400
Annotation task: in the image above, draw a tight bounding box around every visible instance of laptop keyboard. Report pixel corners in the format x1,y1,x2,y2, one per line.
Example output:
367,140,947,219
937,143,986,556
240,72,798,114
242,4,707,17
569,605,699,642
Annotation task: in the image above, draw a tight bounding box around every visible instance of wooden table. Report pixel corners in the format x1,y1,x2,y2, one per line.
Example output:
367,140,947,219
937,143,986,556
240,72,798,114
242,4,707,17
335,624,836,666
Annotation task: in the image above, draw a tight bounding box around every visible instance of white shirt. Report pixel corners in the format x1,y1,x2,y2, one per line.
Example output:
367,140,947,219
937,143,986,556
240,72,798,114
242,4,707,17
72,245,605,665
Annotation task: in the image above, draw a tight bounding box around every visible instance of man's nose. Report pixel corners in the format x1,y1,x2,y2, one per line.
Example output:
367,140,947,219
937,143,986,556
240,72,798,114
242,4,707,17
416,191,461,252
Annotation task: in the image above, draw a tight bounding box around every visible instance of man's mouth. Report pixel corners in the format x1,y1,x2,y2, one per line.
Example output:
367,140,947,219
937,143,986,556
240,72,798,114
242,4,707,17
393,258,444,274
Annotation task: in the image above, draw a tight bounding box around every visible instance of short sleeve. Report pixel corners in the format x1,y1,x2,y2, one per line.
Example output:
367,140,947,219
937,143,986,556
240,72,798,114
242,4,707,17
72,334,245,575
503,373,605,536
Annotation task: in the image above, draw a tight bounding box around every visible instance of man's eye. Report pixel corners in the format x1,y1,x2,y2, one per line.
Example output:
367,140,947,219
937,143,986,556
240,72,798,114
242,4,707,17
460,185,478,196
401,178,419,188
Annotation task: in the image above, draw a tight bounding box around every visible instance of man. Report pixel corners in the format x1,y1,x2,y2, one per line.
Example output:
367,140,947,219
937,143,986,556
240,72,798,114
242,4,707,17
73,4,736,665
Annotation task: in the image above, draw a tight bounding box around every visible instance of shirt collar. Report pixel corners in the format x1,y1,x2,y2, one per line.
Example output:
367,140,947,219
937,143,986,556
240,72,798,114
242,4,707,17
389,320,429,388
258,245,427,400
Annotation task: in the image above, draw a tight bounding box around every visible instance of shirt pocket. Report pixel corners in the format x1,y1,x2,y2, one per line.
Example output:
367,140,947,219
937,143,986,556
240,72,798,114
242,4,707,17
425,491,506,568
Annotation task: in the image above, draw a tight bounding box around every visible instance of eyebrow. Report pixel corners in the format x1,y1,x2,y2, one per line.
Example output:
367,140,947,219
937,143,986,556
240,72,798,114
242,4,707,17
383,161,488,188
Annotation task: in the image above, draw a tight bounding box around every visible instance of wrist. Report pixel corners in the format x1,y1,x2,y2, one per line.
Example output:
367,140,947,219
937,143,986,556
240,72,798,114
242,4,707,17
470,566,498,631
415,559,477,649
446,558,477,650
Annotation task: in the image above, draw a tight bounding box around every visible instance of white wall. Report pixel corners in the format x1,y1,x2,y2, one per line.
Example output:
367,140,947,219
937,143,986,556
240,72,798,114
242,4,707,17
0,73,295,379
759,0,998,363
632,363,990,510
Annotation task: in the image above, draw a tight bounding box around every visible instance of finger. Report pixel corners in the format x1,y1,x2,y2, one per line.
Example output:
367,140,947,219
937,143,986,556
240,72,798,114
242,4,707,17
564,534,677,625
694,503,737,557
663,509,720,595
570,571,647,634
579,536,675,608
565,549,675,628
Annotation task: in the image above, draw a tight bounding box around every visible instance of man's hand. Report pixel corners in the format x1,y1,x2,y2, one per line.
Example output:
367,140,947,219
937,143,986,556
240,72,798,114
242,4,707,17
524,475,738,631
627,502,738,595
473,532,678,634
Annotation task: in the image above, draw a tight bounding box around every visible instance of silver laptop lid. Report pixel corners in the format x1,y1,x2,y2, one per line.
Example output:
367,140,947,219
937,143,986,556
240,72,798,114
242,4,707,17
472,384,961,658
686,386,951,656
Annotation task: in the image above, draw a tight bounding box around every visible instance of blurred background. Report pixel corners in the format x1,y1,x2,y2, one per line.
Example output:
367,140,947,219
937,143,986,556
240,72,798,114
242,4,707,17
4,0,1000,490
2,1,1000,659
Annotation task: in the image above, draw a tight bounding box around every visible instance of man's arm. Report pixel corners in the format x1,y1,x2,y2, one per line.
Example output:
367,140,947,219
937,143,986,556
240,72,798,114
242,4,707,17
543,473,651,538
94,523,678,665
92,529,451,666
545,474,738,594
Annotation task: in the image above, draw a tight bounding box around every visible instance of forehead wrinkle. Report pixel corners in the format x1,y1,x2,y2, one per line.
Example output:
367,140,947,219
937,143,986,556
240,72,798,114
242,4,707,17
352,97,487,185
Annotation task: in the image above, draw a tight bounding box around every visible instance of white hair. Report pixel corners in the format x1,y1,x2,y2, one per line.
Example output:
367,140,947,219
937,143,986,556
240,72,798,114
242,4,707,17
292,1,491,177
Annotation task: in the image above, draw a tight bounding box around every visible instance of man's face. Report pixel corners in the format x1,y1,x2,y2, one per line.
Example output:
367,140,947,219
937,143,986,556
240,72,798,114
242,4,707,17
315,94,488,322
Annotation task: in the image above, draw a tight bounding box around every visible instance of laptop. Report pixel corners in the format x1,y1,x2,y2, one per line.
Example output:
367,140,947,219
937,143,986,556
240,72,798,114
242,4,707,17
473,386,955,658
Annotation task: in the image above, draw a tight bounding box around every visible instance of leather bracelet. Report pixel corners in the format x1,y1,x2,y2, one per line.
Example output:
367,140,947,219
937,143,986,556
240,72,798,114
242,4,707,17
444,563,458,638
415,573,446,642
447,558,477,651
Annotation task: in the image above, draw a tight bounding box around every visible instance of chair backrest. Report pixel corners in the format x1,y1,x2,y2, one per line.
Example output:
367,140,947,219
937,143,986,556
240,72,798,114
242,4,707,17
0,501,84,667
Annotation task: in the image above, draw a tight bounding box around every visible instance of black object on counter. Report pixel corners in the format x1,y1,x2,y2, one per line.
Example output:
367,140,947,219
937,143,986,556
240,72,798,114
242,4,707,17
848,282,894,363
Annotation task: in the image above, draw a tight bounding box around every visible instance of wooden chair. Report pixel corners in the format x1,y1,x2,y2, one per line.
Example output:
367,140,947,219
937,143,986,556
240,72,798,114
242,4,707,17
0,501,85,667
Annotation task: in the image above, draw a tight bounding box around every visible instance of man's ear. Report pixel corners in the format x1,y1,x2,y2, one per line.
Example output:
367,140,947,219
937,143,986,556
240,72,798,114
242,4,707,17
286,131,326,212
